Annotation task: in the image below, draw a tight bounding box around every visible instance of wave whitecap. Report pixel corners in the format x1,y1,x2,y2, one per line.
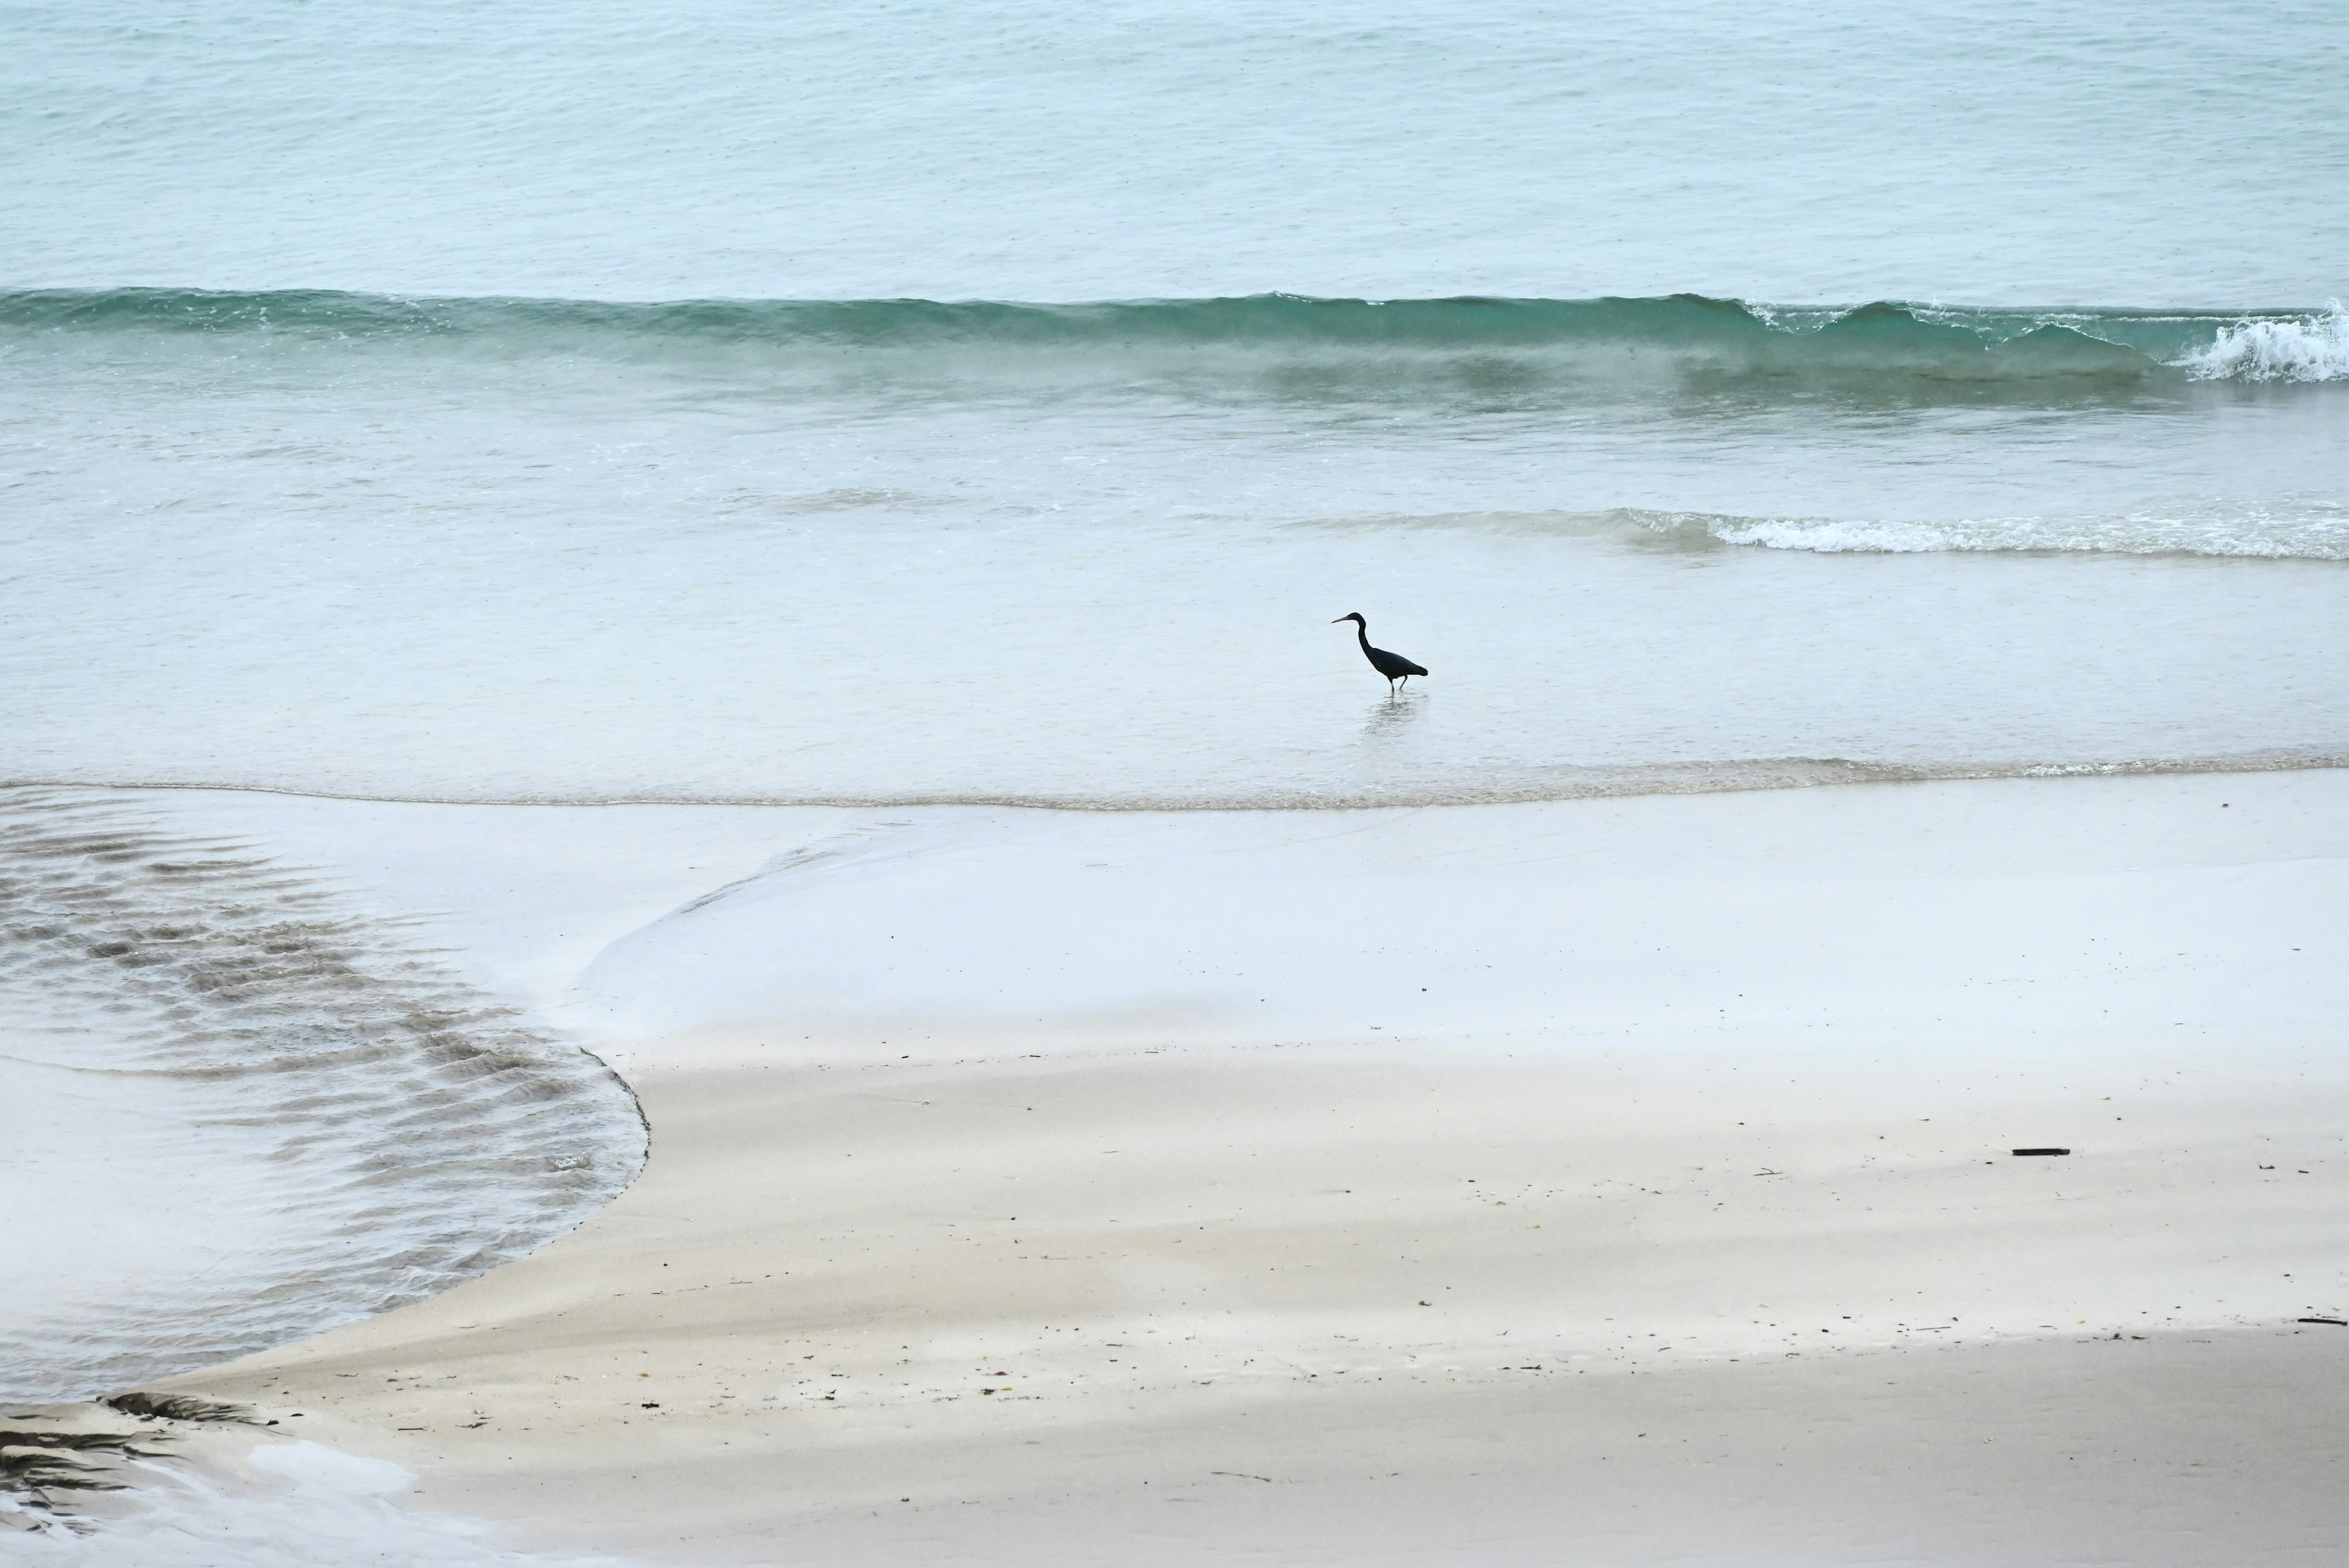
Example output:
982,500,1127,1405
1324,504,2349,561
2173,301,2349,382
1682,505,2349,558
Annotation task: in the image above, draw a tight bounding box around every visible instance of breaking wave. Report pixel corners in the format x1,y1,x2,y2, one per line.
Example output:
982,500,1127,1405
5,288,2343,393
2174,301,2349,382
1320,503,2349,560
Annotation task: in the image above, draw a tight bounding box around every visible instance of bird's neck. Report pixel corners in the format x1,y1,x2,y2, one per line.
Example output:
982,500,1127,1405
1354,619,1372,651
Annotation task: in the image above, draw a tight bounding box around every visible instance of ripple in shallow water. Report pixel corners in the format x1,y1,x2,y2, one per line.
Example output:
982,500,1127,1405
0,786,646,1402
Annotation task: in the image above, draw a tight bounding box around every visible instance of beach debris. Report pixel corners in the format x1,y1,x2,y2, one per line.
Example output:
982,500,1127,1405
2296,1317,2347,1326
2011,1148,2071,1156
0,1402,195,1521
102,1392,253,1424
1,1445,126,1495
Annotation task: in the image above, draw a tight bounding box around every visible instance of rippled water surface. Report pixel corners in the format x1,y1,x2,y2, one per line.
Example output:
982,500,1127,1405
0,790,644,1400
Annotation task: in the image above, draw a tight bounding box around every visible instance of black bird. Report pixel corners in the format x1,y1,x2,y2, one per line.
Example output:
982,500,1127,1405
1332,612,1428,693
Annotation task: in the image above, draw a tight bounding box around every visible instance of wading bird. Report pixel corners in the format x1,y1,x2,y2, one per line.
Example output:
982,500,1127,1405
1332,612,1428,693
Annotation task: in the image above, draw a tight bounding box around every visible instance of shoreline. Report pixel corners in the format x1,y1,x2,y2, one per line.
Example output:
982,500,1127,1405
10,739,2349,815
29,767,2349,1561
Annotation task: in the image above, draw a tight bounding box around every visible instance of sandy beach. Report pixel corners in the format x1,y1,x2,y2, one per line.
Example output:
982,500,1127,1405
83,767,2345,1564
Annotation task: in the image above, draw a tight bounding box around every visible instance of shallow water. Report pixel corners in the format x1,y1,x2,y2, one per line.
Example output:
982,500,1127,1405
4,1440,641,1565
4,292,2345,807
0,790,643,1403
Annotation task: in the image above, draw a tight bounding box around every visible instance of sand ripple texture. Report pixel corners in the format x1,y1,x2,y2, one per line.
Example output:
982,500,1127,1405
0,787,645,1403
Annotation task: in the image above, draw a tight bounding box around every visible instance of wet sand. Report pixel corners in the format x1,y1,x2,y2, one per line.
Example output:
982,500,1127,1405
134,769,2349,1563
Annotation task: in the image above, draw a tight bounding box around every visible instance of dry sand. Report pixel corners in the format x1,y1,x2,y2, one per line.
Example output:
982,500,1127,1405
130,770,2349,1563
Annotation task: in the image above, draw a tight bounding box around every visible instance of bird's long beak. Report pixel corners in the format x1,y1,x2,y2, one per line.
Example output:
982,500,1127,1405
1330,616,1347,623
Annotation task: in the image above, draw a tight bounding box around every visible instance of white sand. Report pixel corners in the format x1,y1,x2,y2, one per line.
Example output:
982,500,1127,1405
133,770,2349,1562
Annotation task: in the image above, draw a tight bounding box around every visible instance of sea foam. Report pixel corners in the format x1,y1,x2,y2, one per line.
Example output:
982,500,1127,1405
1666,503,2349,558
2176,302,2349,382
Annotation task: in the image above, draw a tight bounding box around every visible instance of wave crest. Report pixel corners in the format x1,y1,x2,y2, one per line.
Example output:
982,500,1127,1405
1679,505,2349,558
1323,504,2349,560
2173,301,2349,382
10,287,2342,393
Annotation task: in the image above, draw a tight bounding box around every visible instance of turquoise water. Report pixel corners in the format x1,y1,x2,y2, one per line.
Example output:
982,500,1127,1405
5,1,2345,303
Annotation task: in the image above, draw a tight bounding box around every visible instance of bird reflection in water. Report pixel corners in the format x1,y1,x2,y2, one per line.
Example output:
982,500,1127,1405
1332,610,1431,745
1360,689,1427,743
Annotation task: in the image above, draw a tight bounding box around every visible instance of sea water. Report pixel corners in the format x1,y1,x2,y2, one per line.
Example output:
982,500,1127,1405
2,0,2344,1428
4,292,2346,811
